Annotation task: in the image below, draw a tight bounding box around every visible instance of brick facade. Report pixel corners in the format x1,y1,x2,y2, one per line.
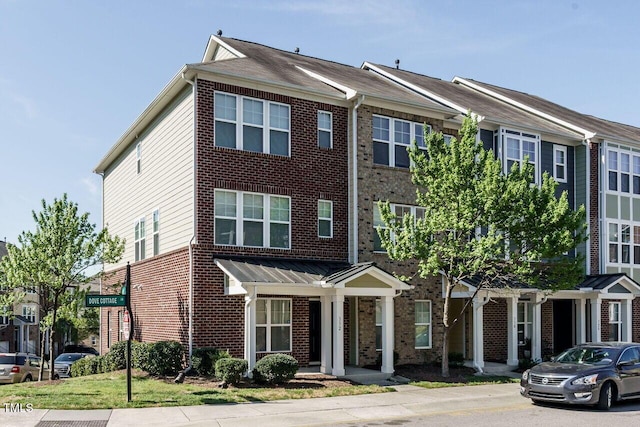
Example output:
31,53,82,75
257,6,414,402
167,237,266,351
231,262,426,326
590,142,600,274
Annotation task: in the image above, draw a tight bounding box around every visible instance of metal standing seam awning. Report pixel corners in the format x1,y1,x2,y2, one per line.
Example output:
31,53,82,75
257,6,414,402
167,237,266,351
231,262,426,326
214,257,412,296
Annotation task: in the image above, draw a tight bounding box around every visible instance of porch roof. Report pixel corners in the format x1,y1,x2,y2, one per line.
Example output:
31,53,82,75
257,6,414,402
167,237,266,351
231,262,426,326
214,256,411,294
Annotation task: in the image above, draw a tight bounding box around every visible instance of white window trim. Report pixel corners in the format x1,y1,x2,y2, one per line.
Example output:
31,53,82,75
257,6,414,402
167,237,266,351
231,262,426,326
499,128,540,184
517,301,533,346
22,304,37,323
373,202,425,253
134,216,146,262
606,146,640,195
553,144,567,183
136,143,141,175
214,91,291,156
609,301,621,342
606,220,640,266
415,300,432,349
373,114,431,168
214,190,291,249
152,208,160,256
318,200,333,238
318,110,333,149
256,298,292,353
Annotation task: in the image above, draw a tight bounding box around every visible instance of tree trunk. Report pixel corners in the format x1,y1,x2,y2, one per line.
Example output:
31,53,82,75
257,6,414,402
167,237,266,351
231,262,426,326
441,326,450,377
48,307,57,381
38,328,47,381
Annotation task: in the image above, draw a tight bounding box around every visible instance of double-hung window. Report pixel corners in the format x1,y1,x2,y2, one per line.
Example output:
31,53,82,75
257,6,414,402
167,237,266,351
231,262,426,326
256,298,291,352
214,190,290,249
373,203,426,252
152,209,160,256
607,148,640,194
373,115,429,168
415,300,432,349
136,143,142,174
553,145,567,183
214,91,290,156
134,217,146,261
501,128,540,183
517,302,533,345
318,111,332,148
318,200,333,238
609,302,621,341
22,304,37,323
608,222,637,265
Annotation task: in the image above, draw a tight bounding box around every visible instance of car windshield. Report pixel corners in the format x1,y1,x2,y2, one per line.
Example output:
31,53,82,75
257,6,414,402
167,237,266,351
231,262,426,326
55,354,84,362
555,346,620,365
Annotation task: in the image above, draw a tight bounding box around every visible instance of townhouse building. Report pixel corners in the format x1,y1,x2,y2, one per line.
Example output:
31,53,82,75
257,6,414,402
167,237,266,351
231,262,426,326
95,35,640,377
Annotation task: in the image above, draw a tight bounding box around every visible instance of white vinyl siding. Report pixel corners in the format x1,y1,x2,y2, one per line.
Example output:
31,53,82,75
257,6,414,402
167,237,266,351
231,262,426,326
103,88,194,270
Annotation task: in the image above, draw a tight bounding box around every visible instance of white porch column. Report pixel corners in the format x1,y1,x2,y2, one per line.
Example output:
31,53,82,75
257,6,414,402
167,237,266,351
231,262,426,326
622,299,632,342
472,296,486,371
320,295,332,374
590,298,601,342
381,296,394,374
332,295,345,376
575,299,586,344
244,287,257,377
532,294,542,361
506,296,518,367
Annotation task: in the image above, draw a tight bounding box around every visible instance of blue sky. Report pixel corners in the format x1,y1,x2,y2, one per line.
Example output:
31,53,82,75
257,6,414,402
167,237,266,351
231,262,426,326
1,0,639,245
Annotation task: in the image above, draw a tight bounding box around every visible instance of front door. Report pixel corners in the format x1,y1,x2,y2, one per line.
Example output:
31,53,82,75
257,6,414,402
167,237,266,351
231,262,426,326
553,300,573,354
309,300,321,364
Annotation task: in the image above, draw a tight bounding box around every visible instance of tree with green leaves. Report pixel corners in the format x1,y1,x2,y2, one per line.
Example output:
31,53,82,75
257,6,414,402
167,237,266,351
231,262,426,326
0,194,124,380
378,115,587,377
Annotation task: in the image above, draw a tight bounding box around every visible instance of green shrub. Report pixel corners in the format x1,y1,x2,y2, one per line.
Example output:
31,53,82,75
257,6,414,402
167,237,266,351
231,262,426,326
192,347,230,376
104,341,128,371
146,341,184,376
215,357,247,385
70,356,99,377
252,354,298,385
132,341,152,372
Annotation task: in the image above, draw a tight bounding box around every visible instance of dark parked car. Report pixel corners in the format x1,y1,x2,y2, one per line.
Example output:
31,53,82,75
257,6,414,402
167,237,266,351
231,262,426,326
62,345,99,356
520,342,640,410
54,353,92,378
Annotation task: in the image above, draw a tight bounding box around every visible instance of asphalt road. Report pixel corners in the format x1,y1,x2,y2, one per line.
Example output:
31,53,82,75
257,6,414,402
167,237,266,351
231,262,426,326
331,397,640,427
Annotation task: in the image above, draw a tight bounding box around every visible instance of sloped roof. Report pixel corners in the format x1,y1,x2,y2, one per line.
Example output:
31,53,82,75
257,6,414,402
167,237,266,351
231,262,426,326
455,78,640,143
190,37,456,113
365,63,584,140
577,273,640,293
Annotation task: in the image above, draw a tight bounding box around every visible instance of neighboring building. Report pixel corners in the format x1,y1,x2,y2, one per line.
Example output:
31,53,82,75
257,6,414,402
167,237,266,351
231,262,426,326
95,35,640,376
0,240,39,354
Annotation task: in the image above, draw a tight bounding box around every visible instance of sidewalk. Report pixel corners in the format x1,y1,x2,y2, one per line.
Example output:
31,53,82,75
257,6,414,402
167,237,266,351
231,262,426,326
0,382,525,427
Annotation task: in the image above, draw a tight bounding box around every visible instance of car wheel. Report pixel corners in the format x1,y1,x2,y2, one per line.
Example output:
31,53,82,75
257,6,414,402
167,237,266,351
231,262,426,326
531,399,544,406
597,382,613,411
23,375,32,382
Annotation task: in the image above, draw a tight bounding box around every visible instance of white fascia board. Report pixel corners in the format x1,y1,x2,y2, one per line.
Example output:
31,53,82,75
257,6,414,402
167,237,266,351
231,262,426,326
295,65,357,100
201,35,247,62
453,77,597,140
362,62,483,122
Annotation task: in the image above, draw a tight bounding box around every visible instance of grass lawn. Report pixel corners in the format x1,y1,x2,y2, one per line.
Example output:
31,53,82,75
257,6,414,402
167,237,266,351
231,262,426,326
410,375,519,389
0,370,519,410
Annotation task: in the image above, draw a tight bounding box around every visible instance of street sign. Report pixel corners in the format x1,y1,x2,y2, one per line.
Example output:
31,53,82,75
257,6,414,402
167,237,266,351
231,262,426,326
123,309,130,340
85,295,126,307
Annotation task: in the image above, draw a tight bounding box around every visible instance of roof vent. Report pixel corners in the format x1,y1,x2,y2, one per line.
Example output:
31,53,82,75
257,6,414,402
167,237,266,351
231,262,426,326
217,29,222,36
295,47,299,54
395,59,400,69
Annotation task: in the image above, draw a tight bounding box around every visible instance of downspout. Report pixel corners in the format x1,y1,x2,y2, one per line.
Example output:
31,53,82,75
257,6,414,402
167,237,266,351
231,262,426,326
581,139,591,275
352,95,365,264
182,72,197,372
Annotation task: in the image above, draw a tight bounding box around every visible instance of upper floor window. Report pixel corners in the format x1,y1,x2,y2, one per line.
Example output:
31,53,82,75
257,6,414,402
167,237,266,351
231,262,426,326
136,143,142,174
318,200,333,238
134,217,146,261
214,91,290,156
609,301,621,341
607,148,640,194
554,145,567,183
373,202,426,252
152,209,160,256
318,111,332,149
214,190,290,249
373,115,430,168
500,128,540,183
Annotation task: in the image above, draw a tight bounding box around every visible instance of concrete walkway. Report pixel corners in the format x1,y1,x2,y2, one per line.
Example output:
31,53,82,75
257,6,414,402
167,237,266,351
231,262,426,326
0,382,525,427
